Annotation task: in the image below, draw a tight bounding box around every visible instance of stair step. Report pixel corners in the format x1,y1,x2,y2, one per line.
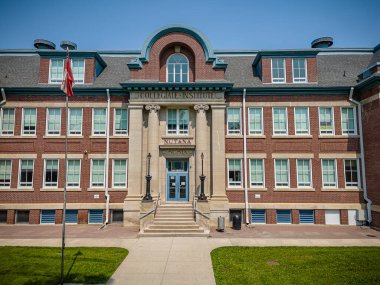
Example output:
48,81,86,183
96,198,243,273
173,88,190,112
154,218,194,222
153,221,196,225
139,232,210,237
149,224,200,229
144,228,205,233
155,214,193,217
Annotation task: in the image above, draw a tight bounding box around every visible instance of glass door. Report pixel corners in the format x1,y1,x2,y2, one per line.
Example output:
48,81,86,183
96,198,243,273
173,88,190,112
166,160,189,201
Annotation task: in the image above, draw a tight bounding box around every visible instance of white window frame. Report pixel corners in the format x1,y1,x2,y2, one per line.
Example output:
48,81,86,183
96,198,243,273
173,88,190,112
341,107,357,135
0,160,12,188
321,159,338,188
319,107,335,135
166,109,189,135
296,159,313,188
71,59,85,84
227,159,242,187
43,159,59,188
48,59,64,84
112,159,128,188
344,159,360,188
113,108,128,136
0,108,15,135
18,159,34,188
249,159,265,188
166,53,189,83
248,107,263,135
294,107,310,135
91,159,105,188
227,107,241,135
92,108,107,136
68,108,83,136
292,58,308,83
271,58,286,83
272,107,288,135
49,58,85,84
274,159,290,188
22,108,37,136
67,159,81,188
46,108,61,136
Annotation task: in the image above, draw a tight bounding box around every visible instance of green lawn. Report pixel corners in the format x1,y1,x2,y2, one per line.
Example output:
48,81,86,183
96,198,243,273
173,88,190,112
211,247,380,285
0,246,128,285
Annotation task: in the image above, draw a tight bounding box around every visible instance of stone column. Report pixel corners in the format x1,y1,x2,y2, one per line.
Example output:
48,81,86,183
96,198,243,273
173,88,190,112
194,104,209,198
124,105,144,226
145,104,160,196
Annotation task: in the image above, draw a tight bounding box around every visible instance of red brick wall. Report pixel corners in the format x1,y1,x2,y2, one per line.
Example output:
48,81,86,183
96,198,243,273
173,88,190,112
372,211,380,228
78,210,88,224
267,209,276,224
39,58,50,83
315,209,325,224
55,209,63,224
7,210,15,224
292,209,299,224
340,209,348,225
29,209,40,224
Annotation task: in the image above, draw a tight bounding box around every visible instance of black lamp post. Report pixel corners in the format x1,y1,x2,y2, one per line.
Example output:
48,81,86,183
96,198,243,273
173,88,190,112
143,153,152,202
198,152,207,201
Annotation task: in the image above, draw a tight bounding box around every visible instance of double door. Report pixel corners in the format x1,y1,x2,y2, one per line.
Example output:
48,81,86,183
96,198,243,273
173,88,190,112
166,160,189,201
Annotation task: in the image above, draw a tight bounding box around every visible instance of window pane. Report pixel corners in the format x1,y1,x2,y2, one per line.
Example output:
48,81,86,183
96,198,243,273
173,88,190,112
272,59,285,83
275,159,289,187
115,108,128,135
228,159,241,186
297,159,311,187
44,159,59,187
50,59,64,83
47,108,61,135
295,107,309,134
67,160,80,187
345,159,358,187
249,108,262,134
322,159,336,187
342,107,355,134
72,59,84,84
92,160,105,187
93,108,106,134
320,107,333,134
1,109,15,135
23,108,36,135
113,159,127,187
227,108,241,134
0,160,12,187
293,58,306,82
273,108,287,134
250,159,264,187
20,160,33,187
69,108,82,135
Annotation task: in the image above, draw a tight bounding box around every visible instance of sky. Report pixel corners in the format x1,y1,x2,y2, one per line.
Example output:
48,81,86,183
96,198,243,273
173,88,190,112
0,0,378,51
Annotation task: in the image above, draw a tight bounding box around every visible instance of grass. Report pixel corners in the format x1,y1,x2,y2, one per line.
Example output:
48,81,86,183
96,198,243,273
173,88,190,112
211,247,380,285
0,246,128,285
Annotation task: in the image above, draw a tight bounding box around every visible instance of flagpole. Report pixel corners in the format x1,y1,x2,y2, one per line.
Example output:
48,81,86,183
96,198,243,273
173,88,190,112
60,48,69,285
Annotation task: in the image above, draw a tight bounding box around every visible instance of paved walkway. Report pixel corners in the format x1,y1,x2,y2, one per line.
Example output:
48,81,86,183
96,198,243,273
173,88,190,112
0,225,379,285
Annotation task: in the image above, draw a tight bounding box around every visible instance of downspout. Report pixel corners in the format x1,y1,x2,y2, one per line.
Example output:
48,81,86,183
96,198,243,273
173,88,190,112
348,87,372,224
104,89,111,225
0,88,6,106
243,88,249,224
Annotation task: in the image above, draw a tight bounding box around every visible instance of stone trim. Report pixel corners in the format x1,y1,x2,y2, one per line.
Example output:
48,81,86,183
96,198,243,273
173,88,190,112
319,153,360,159
145,104,161,113
0,203,124,210
42,153,84,159
4,102,127,108
228,202,365,210
361,93,380,105
0,154,37,159
272,153,314,159
228,101,354,107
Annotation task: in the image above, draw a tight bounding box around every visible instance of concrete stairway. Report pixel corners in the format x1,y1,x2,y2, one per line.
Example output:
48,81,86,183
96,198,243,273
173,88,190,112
139,202,210,237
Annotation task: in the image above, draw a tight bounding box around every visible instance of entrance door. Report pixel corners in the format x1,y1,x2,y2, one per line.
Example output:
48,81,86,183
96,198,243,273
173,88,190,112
166,160,189,201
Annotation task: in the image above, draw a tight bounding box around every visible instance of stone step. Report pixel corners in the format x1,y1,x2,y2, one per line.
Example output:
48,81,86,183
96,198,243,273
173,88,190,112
153,220,196,225
148,224,200,230
154,217,194,222
138,232,210,237
143,228,205,233
156,211,193,215
155,213,193,217
157,208,193,211
159,204,192,207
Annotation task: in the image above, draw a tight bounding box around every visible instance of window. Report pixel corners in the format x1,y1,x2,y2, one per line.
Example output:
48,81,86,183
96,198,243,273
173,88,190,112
114,108,128,135
44,159,59,188
322,159,337,188
294,107,309,135
46,108,61,135
113,159,127,188
89,210,103,224
344,159,359,188
251,209,266,224
40,210,55,224
1,108,15,135
250,159,264,187
65,210,78,224
167,109,189,135
16,210,29,224
22,108,37,135
67,160,81,188
0,160,12,187
228,159,242,187
276,210,292,224
341,107,356,135
275,159,289,187
319,107,334,135
297,159,312,187
19,160,34,188
271,58,285,83
69,108,82,135
167,53,189,83
227,108,241,135
0,210,7,223
112,210,123,223
91,159,105,187
292,58,307,82
248,107,263,135
299,210,314,224
92,108,106,135
273,107,287,135
50,59,84,84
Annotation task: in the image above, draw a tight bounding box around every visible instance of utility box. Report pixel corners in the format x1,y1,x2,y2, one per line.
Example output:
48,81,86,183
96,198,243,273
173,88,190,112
232,214,241,230
217,216,225,232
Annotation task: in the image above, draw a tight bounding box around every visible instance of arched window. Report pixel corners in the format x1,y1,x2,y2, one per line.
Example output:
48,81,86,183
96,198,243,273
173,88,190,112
167,54,189,83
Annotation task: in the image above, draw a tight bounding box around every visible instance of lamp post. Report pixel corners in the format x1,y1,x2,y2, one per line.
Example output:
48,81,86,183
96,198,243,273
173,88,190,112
198,152,207,201
143,153,152,201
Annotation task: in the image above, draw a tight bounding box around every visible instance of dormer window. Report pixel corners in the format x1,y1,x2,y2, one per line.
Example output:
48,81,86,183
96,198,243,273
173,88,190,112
271,58,285,83
49,59,85,84
167,54,189,83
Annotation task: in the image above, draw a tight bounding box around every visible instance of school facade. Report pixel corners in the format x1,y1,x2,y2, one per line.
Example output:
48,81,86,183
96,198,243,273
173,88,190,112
0,25,379,233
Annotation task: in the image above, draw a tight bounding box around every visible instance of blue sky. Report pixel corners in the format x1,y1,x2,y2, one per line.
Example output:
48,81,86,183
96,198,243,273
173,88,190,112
0,0,377,51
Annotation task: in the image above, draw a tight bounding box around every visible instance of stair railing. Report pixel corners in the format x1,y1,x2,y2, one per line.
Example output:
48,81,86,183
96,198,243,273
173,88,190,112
154,191,161,218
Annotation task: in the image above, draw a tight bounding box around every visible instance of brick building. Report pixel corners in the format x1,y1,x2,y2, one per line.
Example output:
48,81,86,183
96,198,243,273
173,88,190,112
0,25,379,233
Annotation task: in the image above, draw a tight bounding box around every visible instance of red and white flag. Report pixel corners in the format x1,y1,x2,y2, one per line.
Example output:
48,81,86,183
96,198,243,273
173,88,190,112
61,58,74,96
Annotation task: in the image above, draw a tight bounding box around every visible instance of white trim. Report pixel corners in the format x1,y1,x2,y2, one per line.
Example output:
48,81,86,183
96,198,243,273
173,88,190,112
272,107,288,135
318,106,335,135
274,159,290,188
271,58,286,83
248,107,263,135
227,107,242,135
71,58,85,85
43,159,59,188
340,106,357,135
227,158,242,187
0,159,12,188
112,159,128,188
18,159,34,188
0,108,15,136
90,159,105,188
67,159,81,189
344,159,361,189
48,58,64,84
113,108,129,136
68,107,83,136
92,108,106,136
166,53,189,83
45,108,61,136
249,158,265,188
294,107,310,135
296,159,313,188
292,58,308,83
21,108,37,136
321,159,338,188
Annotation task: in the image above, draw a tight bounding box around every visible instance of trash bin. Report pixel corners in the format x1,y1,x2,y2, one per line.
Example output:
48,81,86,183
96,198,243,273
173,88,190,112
232,214,241,230
217,216,225,232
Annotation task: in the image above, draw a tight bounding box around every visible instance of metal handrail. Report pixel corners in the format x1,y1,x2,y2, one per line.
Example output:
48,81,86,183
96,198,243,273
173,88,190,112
193,208,210,220
140,209,155,220
192,195,197,220
139,192,160,220
154,192,161,218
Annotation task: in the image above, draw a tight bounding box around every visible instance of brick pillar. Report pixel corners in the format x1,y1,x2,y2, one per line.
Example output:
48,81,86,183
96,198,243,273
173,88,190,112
78,210,88,224
340,209,348,225
55,209,63,224
29,210,40,224
315,209,325,224
292,209,299,224
7,210,15,224
267,209,276,224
